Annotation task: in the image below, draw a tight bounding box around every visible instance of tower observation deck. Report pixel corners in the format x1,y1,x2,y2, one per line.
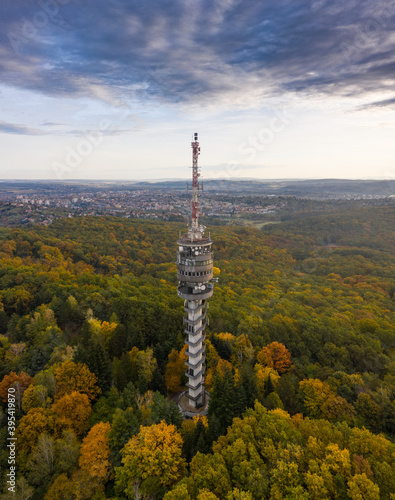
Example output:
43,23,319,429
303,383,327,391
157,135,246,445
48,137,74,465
176,133,213,409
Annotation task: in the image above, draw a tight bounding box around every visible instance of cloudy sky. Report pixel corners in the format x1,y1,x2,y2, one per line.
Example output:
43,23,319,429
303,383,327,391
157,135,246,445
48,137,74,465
0,0,394,181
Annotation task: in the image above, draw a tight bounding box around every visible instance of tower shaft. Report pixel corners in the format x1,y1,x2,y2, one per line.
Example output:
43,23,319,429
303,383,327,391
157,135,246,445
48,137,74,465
176,133,214,409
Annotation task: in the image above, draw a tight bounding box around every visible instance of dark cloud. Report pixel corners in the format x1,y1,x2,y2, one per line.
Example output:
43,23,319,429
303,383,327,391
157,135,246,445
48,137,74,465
360,97,395,110
0,120,45,135
0,0,394,107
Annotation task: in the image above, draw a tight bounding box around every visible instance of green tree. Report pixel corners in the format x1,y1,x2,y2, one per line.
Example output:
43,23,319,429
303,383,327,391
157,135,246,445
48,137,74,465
109,407,139,466
151,391,183,427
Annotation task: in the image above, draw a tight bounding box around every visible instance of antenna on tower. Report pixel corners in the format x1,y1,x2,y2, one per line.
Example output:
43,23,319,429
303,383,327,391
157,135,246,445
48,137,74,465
190,132,202,235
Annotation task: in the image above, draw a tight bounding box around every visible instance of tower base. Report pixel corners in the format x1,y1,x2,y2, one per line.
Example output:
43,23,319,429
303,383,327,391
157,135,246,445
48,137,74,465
177,390,210,419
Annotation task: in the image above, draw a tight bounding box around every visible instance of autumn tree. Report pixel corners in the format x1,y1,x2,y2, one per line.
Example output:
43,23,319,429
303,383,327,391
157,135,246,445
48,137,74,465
54,360,100,401
115,421,186,498
347,473,380,500
322,394,356,422
44,474,74,500
205,358,233,392
163,482,192,500
136,347,158,390
16,408,54,465
51,391,92,436
167,452,232,499
226,489,253,500
256,341,291,374
79,421,112,480
25,305,58,341
298,378,334,419
169,401,395,499
22,384,50,413
73,340,112,392
232,334,254,364
0,371,32,409
33,369,56,398
87,317,118,348
254,365,280,398
165,346,187,393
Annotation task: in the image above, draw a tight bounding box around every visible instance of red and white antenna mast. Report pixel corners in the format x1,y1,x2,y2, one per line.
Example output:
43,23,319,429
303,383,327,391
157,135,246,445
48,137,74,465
190,132,202,235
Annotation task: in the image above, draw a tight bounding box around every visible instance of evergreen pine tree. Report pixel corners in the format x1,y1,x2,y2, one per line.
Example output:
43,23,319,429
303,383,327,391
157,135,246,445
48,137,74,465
151,367,166,395
265,374,274,398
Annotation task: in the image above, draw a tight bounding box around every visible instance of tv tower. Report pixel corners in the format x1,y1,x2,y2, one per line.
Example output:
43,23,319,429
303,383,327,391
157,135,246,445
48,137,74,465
177,133,214,409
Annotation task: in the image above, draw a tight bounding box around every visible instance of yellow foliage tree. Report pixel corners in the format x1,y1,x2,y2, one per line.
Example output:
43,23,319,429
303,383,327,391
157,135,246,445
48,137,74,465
115,421,186,497
21,384,50,413
206,358,233,391
305,471,329,499
197,490,220,500
163,482,191,500
165,346,187,393
254,365,280,394
54,360,100,401
299,378,334,419
136,390,154,424
16,408,54,463
226,489,253,500
217,332,235,343
129,346,139,364
347,473,380,500
193,415,208,429
79,421,112,480
44,473,74,500
88,318,118,348
136,347,157,385
233,334,254,363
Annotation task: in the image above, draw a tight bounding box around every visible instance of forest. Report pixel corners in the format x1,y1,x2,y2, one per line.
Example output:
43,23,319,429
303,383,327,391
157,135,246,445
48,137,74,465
0,205,394,499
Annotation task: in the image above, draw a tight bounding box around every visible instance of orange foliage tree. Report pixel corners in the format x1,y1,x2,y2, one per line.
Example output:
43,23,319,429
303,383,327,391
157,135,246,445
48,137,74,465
256,342,291,374
79,421,112,480
0,371,32,409
51,391,92,436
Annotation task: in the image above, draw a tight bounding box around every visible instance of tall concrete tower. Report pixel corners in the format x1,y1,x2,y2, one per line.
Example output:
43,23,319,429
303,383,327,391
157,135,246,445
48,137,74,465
177,133,214,409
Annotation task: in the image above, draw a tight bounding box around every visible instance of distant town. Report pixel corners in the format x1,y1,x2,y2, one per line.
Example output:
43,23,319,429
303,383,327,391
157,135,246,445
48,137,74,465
0,179,394,227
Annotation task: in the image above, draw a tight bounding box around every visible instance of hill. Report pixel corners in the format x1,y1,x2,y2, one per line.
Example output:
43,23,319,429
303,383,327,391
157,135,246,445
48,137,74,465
0,206,394,498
